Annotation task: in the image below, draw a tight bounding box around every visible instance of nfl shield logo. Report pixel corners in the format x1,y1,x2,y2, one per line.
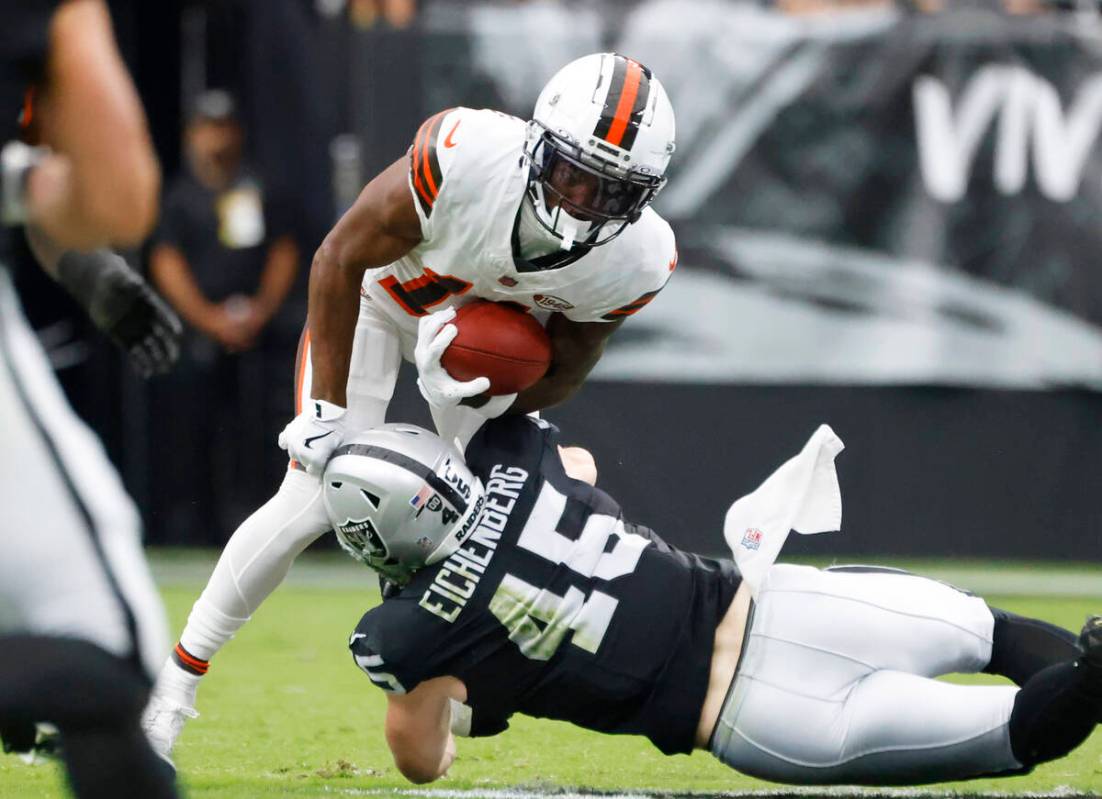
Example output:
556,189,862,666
740,528,763,551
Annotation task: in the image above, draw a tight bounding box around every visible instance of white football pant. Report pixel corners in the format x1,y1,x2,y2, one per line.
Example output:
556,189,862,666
0,267,168,679
178,293,492,661
710,564,1021,784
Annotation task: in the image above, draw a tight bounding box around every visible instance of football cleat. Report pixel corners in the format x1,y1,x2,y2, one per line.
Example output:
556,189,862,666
141,694,198,769
1079,615,1102,672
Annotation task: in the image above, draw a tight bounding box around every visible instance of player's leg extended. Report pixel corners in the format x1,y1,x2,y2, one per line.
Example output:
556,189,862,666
0,636,177,799
767,564,998,678
711,565,1102,784
823,565,1083,684
146,294,402,756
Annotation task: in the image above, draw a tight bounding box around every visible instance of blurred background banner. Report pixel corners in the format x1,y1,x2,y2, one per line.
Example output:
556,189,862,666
29,1,1102,560
367,3,1102,388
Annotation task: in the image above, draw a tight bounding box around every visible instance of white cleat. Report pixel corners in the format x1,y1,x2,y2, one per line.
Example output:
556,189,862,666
141,694,198,768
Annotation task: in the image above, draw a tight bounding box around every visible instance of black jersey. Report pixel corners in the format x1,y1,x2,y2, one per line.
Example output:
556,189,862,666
0,1,57,261
350,416,742,756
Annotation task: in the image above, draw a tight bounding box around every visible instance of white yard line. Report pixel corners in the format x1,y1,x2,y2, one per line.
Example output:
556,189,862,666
332,786,1094,799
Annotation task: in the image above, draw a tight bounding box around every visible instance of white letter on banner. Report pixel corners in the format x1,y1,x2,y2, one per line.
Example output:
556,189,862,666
994,66,1035,196
914,66,1012,202
1030,72,1102,202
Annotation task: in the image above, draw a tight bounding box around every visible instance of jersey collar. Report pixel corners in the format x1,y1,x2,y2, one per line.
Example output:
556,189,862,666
510,200,591,274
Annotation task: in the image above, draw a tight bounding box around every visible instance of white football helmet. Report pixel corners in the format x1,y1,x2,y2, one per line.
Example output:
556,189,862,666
525,52,676,249
322,424,485,585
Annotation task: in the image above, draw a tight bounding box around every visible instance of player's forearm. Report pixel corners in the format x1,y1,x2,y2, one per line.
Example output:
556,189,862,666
304,240,364,407
25,150,157,250
510,339,603,413
512,315,618,413
34,0,159,248
511,367,585,413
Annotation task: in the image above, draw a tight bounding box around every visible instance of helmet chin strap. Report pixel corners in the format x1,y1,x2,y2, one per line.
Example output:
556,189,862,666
518,195,565,260
558,214,579,251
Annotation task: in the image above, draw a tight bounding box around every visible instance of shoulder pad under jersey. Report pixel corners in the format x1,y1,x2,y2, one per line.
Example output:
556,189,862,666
407,107,526,242
567,208,679,323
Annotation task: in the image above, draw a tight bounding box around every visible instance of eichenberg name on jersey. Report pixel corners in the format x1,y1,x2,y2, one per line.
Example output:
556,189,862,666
418,464,529,624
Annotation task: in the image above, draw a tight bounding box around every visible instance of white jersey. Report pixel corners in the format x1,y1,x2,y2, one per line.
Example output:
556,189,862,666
364,107,678,327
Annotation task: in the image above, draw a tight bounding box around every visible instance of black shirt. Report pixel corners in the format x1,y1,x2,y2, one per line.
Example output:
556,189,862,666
154,171,289,302
350,416,742,756
0,0,57,261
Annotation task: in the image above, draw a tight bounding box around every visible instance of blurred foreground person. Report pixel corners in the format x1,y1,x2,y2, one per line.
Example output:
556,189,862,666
145,52,679,760
148,90,299,542
329,416,1100,786
0,1,178,796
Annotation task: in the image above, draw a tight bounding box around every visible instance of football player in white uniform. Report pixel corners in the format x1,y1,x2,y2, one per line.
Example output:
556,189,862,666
143,52,680,761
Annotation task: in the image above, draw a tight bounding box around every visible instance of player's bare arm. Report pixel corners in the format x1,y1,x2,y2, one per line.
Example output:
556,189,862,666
307,155,422,406
384,675,466,784
511,315,624,413
27,0,159,249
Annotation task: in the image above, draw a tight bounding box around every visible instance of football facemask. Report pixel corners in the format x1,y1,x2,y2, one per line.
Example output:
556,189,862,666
524,52,676,250
526,129,664,248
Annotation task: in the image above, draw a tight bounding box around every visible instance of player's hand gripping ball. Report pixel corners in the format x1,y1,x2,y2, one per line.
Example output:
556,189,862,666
441,300,552,396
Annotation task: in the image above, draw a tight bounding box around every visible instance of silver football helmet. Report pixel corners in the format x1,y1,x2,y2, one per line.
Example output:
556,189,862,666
322,424,485,584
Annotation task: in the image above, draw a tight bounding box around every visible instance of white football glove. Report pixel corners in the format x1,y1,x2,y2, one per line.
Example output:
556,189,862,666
277,399,347,474
415,307,492,409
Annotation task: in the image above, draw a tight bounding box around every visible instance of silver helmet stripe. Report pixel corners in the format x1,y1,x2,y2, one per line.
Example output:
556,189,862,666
330,443,468,513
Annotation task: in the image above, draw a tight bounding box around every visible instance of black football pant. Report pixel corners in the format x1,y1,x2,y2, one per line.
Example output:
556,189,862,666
0,635,178,799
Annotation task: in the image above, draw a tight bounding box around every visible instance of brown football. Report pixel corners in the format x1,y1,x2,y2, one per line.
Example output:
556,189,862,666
440,300,552,396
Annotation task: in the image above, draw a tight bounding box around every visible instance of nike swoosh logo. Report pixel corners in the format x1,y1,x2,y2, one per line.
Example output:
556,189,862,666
443,119,461,148
303,431,334,449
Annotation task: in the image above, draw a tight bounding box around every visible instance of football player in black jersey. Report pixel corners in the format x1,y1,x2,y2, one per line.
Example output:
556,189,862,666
0,1,177,797
327,416,1101,786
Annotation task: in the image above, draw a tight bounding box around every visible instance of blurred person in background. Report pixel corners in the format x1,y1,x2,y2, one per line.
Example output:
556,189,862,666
148,89,300,544
348,0,418,29
0,0,179,796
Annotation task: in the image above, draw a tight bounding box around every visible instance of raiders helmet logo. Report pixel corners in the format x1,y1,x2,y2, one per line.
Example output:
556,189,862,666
339,517,387,558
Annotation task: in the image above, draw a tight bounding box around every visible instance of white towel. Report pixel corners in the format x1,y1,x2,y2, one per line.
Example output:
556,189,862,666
723,424,845,597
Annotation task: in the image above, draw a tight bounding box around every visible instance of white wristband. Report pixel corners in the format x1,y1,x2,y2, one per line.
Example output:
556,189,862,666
1,141,47,226
448,699,472,737
309,398,346,422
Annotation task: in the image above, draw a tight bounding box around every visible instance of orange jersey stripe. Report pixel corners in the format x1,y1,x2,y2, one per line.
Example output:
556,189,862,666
605,61,643,148
420,111,446,200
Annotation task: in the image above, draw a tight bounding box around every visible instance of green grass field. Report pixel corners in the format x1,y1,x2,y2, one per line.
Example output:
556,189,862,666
2,551,1100,799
